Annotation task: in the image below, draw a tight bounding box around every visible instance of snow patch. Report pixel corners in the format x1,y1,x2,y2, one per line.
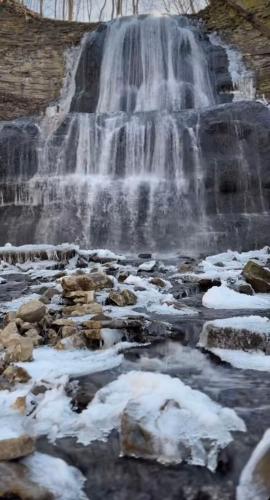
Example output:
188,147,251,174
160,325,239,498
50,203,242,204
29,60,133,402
203,285,270,310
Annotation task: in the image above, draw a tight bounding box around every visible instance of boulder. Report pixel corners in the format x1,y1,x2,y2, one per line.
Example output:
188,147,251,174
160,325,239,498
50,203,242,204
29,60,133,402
61,273,113,292
121,407,156,460
3,365,31,384
199,317,270,353
64,290,95,304
149,277,166,288
52,318,76,328
107,290,126,307
82,320,102,330
13,396,27,415
118,271,130,283
121,289,137,305
237,281,254,296
61,325,79,338
5,336,34,362
83,329,102,349
56,334,86,350
63,302,102,317
0,462,53,500
0,321,19,345
17,300,47,323
107,289,137,307
0,435,35,461
243,260,270,293
24,327,43,346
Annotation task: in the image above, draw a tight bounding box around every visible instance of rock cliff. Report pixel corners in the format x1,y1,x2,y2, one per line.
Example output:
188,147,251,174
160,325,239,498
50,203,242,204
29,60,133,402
201,0,270,99
0,0,270,121
0,0,98,120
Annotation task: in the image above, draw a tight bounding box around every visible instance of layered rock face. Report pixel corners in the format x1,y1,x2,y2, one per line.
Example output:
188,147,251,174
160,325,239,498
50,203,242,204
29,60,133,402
0,11,270,252
201,0,270,99
0,0,97,121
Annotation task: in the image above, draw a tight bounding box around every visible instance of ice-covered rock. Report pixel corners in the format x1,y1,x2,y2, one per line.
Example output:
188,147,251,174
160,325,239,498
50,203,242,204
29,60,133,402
237,429,270,500
72,371,246,471
199,316,270,353
199,317,270,372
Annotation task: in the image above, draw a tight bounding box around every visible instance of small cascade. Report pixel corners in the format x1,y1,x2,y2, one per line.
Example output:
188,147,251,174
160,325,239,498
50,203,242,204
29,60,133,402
0,15,269,252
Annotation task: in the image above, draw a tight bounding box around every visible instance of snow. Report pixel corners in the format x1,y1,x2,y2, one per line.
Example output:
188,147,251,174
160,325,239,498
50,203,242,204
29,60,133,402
203,285,270,310
200,316,270,342
138,260,156,271
80,248,125,261
22,452,87,500
237,429,270,500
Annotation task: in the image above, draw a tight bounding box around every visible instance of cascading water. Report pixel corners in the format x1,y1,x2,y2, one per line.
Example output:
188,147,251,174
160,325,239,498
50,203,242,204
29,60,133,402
0,15,269,252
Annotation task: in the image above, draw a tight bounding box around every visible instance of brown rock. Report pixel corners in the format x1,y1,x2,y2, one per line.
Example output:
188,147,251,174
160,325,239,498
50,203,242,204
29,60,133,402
63,302,102,317
3,365,31,384
83,329,102,349
56,334,86,350
121,289,137,305
5,336,33,362
64,290,95,304
17,300,47,323
107,290,126,307
149,277,166,288
243,260,270,293
24,328,43,346
82,320,102,330
52,318,76,328
0,462,53,500
0,321,19,345
20,321,37,333
61,272,113,292
0,435,35,461
12,396,27,414
107,289,137,307
61,325,79,338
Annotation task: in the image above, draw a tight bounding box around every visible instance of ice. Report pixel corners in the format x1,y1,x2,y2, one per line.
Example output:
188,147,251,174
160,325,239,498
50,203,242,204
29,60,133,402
17,343,132,382
237,429,270,500
79,248,125,261
22,452,87,500
138,260,156,271
70,371,245,470
203,285,270,310
0,293,40,313
209,349,270,372
197,247,270,282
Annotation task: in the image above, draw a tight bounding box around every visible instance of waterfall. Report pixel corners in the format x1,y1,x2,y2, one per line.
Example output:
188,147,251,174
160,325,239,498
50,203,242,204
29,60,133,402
0,15,269,252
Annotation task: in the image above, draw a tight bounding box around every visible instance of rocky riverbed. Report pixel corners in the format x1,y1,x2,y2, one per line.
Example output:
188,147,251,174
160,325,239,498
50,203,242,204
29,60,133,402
0,243,270,499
